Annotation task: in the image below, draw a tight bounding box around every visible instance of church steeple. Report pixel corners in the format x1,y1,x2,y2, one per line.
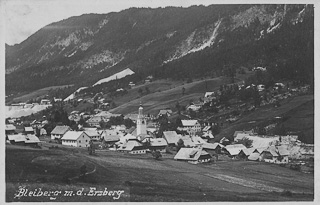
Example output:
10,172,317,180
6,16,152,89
137,104,147,136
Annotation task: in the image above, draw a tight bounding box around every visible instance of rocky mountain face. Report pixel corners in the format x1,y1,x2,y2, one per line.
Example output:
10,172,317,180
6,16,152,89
5,4,314,93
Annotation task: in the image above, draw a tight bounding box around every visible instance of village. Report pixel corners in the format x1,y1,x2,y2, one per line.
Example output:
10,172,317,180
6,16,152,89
5,72,314,174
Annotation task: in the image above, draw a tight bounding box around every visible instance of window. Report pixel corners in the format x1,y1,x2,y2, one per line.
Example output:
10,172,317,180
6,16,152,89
79,140,81,143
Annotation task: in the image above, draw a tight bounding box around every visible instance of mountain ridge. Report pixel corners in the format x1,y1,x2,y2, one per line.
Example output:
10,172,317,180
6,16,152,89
5,4,313,94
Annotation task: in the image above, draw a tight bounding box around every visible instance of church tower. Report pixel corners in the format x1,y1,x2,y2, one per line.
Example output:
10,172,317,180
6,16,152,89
136,104,147,136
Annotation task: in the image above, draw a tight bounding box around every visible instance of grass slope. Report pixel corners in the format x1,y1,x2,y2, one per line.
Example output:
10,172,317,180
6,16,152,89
7,85,73,104
6,145,313,202
110,76,231,115
216,94,314,141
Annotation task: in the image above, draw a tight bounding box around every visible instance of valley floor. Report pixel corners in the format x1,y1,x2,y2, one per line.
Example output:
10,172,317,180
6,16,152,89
6,145,314,202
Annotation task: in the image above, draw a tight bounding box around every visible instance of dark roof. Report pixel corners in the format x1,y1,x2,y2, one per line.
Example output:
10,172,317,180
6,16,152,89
51,126,71,135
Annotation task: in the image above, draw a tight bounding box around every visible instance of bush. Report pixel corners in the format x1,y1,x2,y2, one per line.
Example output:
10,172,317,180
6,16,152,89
281,190,293,197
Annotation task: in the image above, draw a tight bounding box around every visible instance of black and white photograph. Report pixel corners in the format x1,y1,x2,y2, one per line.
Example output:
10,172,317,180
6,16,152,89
2,0,317,203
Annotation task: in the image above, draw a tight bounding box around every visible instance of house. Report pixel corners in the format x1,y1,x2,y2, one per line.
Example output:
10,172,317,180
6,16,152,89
149,138,168,153
178,120,201,136
124,114,139,122
51,125,71,140
86,116,106,127
40,128,47,136
248,152,260,161
163,131,180,146
103,135,121,147
174,148,212,164
61,131,91,147
118,139,147,154
24,134,41,146
5,124,16,135
237,147,255,160
277,146,290,164
223,144,247,158
54,98,62,102
204,92,215,98
202,142,224,154
24,127,34,135
7,134,27,145
180,135,206,147
85,130,101,141
129,82,135,87
260,147,279,163
220,137,231,146
7,134,40,146
40,99,51,105
157,109,173,118
187,104,201,112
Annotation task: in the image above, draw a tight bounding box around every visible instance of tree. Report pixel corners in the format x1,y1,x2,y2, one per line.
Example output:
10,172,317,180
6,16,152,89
138,88,143,96
177,139,184,151
235,137,253,148
151,150,162,160
145,87,150,94
182,87,185,95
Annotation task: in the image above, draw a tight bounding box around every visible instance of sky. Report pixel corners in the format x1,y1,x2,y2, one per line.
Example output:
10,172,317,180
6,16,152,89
2,0,217,45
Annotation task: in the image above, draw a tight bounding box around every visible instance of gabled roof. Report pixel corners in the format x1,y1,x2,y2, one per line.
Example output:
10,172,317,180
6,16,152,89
84,130,100,137
174,148,211,161
163,131,180,144
239,148,255,156
248,152,260,161
150,138,168,147
181,120,199,127
24,134,40,143
204,92,215,98
225,144,247,156
51,126,70,135
263,146,279,156
24,127,34,132
233,130,254,137
87,116,105,122
202,142,224,150
103,135,121,142
158,109,173,116
118,140,144,151
234,135,278,149
7,134,26,142
5,124,16,131
277,146,290,156
62,131,88,141
202,126,212,132
95,111,121,118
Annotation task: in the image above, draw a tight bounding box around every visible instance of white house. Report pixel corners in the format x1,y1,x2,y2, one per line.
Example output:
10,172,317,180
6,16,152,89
40,99,51,105
178,120,201,136
61,131,91,147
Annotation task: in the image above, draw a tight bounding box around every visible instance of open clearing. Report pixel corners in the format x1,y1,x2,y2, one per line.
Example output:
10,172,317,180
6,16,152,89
6,145,313,202
110,76,234,115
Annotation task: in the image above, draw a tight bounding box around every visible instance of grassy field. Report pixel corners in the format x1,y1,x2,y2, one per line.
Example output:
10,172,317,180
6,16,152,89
110,76,233,115
6,145,313,202
7,85,73,104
